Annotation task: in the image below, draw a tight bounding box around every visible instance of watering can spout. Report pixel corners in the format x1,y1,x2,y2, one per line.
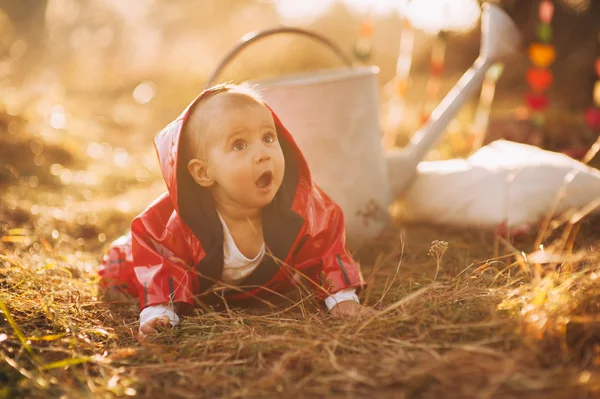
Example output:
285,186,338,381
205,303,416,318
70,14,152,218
387,3,521,199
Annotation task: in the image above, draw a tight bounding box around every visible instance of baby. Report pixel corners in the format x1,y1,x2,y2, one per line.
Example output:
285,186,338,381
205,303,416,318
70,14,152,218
99,83,373,339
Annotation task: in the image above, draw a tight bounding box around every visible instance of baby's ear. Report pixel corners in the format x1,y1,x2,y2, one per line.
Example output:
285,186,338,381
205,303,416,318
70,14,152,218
187,158,214,187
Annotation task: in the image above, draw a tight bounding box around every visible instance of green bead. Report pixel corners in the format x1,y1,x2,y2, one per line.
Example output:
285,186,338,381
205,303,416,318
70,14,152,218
353,42,372,62
531,112,546,127
537,23,552,43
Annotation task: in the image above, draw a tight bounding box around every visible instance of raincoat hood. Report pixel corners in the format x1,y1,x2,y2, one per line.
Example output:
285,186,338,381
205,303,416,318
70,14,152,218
153,87,312,217
151,88,314,293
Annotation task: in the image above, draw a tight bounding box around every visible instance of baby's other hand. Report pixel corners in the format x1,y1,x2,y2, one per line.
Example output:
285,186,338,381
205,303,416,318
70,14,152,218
330,301,375,318
138,315,171,341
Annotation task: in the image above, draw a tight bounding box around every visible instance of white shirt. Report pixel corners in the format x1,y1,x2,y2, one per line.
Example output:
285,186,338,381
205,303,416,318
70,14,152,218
140,215,359,327
218,212,267,285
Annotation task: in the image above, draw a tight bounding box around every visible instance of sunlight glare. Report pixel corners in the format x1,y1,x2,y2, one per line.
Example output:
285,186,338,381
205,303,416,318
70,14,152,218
404,0,480,34
274,0,479,33
579,371,592,384
341,0,408,15
116,200,132,213
103,0,152,22
50,105,66,129
274,0,335,23
274,0,408,22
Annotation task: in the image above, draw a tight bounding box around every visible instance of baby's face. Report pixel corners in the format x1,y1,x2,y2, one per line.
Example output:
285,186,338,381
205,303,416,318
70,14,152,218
202,98,285,210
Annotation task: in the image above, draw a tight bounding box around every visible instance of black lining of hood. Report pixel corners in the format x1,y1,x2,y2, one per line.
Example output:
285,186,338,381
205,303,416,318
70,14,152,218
175,124,305,295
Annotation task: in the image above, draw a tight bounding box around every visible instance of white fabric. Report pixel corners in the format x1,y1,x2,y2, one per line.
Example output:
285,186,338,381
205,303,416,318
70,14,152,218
139,214,360,327
396,140,600,231
140,303,179,327
324,288,360,311
218,212,266,285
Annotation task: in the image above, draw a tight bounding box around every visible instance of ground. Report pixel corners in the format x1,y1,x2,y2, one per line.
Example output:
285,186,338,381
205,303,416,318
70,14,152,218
2,86,600,399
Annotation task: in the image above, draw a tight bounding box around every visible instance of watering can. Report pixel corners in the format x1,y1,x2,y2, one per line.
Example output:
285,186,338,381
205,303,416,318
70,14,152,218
206,3,521,243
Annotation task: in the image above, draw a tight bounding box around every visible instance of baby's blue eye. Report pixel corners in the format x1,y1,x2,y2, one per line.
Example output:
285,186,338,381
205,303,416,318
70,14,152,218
233,141,246,151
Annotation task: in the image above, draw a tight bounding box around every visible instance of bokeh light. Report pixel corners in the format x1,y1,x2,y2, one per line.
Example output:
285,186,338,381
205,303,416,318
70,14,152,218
274,0,335,23
87,142,105,159
132,81,156,105
405,0,481,34
50,105,66,129
274,0,480,33
113,148,130,168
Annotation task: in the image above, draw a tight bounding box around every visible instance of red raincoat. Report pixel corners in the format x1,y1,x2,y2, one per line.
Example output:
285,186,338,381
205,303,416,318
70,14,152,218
99,89,366,310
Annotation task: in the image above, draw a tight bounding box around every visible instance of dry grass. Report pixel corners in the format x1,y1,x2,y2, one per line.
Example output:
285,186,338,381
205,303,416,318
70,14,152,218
3,79,600,399
2,2,600,396
3,93,600,399
3,184,600,398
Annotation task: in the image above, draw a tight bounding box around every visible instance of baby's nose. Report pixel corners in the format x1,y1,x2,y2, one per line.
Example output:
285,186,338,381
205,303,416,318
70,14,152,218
254,150,270,163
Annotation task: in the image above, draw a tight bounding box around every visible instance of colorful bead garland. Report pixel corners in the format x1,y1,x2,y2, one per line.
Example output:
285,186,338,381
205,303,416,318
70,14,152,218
525,0,555,129
421,31,447,125
382,18,415,148
394,19,415,97
353,13,374,64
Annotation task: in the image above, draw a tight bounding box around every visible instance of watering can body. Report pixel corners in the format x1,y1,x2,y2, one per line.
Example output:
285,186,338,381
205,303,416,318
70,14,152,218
206,4,521,243
251,67,390,242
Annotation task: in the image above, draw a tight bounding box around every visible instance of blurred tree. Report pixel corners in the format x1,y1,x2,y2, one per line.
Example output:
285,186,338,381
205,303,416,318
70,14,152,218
0,0,47,50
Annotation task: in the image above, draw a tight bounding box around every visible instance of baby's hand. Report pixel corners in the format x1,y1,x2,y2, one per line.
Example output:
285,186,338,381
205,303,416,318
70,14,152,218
138,315,171,341
330,301,375,318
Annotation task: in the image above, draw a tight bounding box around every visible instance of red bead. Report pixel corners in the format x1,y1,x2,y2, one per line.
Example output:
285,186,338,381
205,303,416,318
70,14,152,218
526,93,549,111
585,108,600,129
526,68,553,91
431,61,444,75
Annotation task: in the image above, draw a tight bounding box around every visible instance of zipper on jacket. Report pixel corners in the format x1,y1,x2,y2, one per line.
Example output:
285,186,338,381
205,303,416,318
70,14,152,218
287,222,307,264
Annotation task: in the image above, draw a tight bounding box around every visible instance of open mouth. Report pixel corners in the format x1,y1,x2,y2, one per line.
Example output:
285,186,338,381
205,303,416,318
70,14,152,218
255,171,273,189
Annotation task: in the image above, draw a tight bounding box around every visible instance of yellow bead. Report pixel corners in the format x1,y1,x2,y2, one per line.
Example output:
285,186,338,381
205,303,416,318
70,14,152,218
529,43,556,68
393,78,409,96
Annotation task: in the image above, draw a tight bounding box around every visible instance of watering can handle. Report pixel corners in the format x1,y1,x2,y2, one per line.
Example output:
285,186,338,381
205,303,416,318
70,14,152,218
205,27,353,89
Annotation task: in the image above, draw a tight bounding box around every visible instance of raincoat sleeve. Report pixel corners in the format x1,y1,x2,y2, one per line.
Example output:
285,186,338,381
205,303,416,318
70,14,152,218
305,187,366,299
130,214,199,310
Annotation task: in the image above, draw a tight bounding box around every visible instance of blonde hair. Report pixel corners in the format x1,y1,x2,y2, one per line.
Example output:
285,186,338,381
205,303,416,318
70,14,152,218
181,83,265,160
